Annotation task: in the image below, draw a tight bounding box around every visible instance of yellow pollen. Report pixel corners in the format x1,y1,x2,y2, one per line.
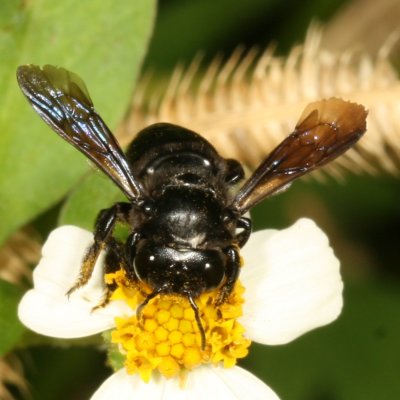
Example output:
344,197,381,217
106,269,251,382
156,309,170,324
154,326,168,342
156,342,171,357
170,304,184,318
169,330,182,344
183,308,195,320
144,319,157,333
165,317,179,332
182,332,197,347
179,319,192,333
135,331,155,351
158,356,180,378
171,343,184,358
183,347,202,368
143,303,157,317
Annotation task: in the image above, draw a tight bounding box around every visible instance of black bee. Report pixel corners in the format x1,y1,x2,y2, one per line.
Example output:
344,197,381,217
17,65,367,348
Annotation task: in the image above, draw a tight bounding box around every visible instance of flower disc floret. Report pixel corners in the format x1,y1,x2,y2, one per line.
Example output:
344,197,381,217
106,270,251,382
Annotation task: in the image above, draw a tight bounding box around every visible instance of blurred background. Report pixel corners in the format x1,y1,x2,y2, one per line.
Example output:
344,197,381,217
0,0,399,399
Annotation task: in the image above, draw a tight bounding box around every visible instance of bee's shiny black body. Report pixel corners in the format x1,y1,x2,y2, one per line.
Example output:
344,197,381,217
122,123,249,301
17,64,367,349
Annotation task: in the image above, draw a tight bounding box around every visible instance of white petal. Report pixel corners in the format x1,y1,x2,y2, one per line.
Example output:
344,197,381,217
240,218,343,345
18,226,131,338
91,366,279,400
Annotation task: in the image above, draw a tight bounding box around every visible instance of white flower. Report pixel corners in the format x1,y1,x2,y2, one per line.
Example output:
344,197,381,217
18,218,343,400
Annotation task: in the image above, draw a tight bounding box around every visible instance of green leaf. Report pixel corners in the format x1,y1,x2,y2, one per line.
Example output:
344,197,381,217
58,171,126,230
0,0,156,244
0,279,25,355
25,346,110,400
103,330,125,371
146,0,280,69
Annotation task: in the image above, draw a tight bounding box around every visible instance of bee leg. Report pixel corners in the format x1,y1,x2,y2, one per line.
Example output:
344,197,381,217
235,217,252,247
91,238,130,311
124,232,141,281
122,232,153,297
66,202,131,297
215,246,241,306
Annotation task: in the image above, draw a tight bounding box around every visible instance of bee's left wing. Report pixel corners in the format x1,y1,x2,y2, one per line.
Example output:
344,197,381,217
17,64,145,202
230,98,368,215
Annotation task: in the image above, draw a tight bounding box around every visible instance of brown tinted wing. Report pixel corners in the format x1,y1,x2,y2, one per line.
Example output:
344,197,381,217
17,64,144,201
231,98,368,214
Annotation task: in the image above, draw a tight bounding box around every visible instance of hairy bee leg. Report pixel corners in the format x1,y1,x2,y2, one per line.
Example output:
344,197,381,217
215,246,241,306
66,202,131,297
91,239,126,311
235,217,252,247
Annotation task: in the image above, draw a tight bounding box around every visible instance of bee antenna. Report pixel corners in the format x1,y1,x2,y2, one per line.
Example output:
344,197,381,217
137,289,206,351
186,293,206,351
136,287,164,321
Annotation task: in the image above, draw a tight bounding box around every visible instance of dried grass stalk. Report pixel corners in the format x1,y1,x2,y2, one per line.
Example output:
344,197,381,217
119,26,400,179
0,355,29,400
0,227,41,285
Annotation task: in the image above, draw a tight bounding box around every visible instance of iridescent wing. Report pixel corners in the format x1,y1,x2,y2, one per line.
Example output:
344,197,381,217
17,64,145,201
231,98,368,214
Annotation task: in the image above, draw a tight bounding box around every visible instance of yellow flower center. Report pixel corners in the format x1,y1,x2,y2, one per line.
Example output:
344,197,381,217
105,270,251,382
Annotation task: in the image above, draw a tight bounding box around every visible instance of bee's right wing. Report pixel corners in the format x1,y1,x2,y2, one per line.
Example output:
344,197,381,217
17,64,145,202
230,98,368,214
